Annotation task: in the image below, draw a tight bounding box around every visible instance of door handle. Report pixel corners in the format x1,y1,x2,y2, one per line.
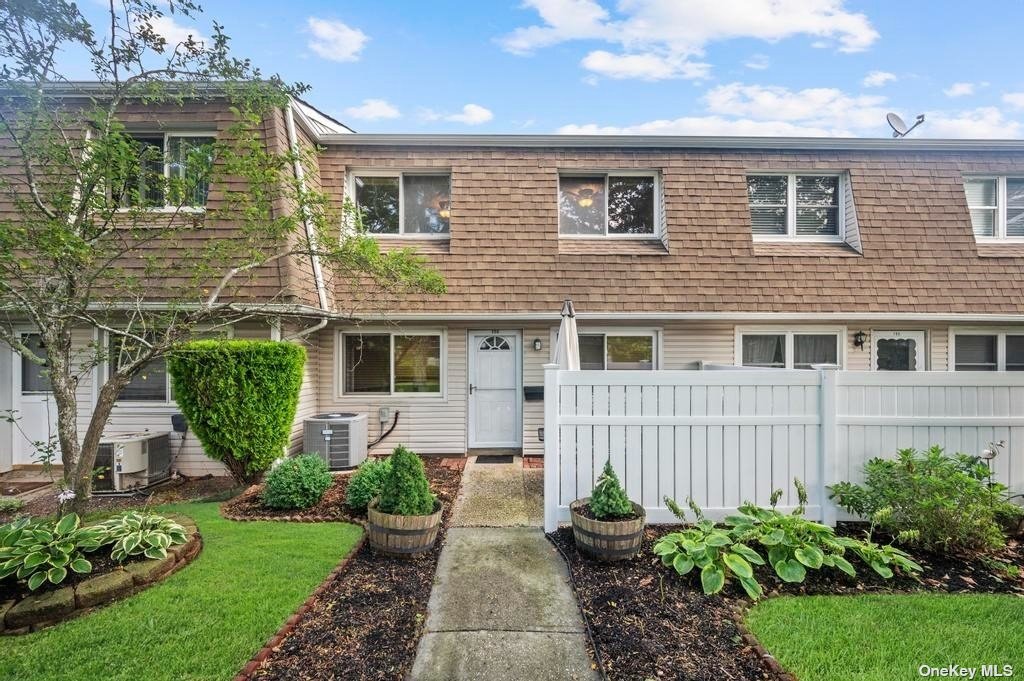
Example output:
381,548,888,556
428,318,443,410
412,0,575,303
469,384,475,394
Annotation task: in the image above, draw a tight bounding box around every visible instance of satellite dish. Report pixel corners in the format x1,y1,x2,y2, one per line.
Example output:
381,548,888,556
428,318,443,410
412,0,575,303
887,112,926,138
886,112,908,137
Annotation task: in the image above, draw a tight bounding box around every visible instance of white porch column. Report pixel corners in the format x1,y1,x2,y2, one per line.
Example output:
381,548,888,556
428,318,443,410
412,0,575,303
543,362,561,533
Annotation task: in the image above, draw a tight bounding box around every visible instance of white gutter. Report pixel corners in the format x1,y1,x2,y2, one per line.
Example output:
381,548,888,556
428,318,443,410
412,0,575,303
283,99,330,340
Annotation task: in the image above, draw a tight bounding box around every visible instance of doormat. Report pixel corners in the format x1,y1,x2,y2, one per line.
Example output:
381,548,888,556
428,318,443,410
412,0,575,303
475,455,514,464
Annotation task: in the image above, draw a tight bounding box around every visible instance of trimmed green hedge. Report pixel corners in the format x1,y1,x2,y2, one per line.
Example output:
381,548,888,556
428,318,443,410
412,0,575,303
167,340,305,483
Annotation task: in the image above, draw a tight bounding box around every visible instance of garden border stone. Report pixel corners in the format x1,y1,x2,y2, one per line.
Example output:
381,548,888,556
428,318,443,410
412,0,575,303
232,533,367,681
0,519,202,635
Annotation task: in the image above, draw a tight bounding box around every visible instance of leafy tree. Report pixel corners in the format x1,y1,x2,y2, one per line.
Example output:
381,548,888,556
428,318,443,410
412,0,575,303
0,0,445,513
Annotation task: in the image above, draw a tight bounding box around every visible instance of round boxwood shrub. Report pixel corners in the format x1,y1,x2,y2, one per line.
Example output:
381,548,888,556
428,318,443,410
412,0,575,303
167,340,305,484
377,445,435,516
346,457,392,512
261,455,333,510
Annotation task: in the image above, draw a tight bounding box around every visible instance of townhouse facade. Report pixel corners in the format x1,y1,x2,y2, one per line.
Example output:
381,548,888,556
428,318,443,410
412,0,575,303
5,93,1024,475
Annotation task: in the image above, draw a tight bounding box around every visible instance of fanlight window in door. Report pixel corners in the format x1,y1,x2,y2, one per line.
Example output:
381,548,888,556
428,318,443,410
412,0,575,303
479,336,511,351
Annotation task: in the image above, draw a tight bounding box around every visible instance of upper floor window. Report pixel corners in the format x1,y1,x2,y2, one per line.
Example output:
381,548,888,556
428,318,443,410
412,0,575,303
352,172,451,236
964,177,1024,240
747,174,842,240
559,173,658,237
116,132,215,210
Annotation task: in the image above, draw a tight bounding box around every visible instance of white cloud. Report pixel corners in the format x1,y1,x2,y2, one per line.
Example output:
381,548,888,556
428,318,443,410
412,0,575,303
862,70,896,88
558,117,840,137
924,107,1020,138
703,82,888,130
500,0,879,81
580,50,709,80
150,15,208,47
306,17,368,62
423,104,494,125
744,54,770,70
943,82,975,98
1002,93,1024,110
342,99,400,121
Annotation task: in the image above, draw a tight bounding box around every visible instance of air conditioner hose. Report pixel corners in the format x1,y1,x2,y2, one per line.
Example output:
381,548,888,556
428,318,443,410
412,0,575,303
369,410,400,447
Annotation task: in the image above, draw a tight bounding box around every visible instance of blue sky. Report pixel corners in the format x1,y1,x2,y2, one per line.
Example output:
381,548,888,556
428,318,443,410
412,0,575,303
79,1,1024,137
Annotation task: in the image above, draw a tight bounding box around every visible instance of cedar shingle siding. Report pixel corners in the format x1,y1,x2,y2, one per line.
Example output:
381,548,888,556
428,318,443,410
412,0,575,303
317,146,1024,315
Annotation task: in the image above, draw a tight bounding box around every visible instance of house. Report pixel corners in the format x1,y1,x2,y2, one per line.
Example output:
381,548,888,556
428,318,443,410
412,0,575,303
4,88,1024,477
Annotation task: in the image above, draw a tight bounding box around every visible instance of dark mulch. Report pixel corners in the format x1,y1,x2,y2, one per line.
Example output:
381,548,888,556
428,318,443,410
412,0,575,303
0,549,147,602
252,458,463,681
574,502,641,522
0,481,50,496
0,475,240,524
551,523,1024,681
222,473,353,521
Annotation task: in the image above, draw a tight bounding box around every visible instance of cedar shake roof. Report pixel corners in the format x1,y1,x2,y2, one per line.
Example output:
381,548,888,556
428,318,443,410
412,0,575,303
309,143,1024,316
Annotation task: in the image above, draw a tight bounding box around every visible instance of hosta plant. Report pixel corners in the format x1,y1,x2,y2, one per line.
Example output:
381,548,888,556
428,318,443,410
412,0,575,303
654,481,922,600
96,512,188,562
0,514,103,590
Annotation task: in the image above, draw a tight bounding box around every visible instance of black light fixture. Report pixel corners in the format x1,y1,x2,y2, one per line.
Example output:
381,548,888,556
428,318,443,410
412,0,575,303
533,338,542,351
853,330,867,349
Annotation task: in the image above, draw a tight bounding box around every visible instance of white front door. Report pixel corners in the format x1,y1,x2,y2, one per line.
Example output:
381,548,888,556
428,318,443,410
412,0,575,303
13,333,59,465
871,330,926,371
468,331,522,448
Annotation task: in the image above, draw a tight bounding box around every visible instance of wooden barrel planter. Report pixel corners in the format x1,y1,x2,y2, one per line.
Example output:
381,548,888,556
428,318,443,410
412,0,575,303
367,499,444,556
570,498,646,561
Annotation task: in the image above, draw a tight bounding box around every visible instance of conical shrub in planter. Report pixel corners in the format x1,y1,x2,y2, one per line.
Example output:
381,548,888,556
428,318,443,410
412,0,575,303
368,446,443,556
571,460,645,561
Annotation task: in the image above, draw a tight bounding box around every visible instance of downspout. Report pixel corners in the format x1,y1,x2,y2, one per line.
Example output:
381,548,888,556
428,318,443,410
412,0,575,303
283,99,330,340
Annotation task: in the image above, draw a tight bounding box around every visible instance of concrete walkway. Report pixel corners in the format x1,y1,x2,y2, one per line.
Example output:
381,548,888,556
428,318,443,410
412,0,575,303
449,457,544,527
410,459,598,681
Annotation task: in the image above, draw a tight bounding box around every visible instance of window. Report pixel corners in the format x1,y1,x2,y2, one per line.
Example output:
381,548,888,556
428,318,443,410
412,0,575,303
952,331,1024,371
351,173,451,235
343,332,443,394
578,333,655,370
738,330,842,369
747,174,842,239
108,335,171,402
964,176,1024,240
20,334,51,394
559,173,657,236
116,132,215,209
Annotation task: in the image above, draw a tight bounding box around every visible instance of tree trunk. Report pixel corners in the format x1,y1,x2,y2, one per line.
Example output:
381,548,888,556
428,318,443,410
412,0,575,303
68,379,123,515
43,326,81,477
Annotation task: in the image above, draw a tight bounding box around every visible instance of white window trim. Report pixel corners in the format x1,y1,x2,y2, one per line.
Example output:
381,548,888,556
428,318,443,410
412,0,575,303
558,170,663,240
964,176,1024,243
947,327,1024,371
103,325,233,407
346,170,452,239
734,326,847,369
114,131,217,214
338,328,447,397
747,172,845,243
548,326,662,369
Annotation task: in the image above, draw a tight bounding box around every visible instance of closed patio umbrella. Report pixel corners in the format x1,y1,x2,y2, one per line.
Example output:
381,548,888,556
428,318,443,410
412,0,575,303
553,299,580,370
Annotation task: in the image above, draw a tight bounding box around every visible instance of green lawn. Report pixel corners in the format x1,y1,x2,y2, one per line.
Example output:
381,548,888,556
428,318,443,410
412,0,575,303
0,502,362,681
746,594,1024,681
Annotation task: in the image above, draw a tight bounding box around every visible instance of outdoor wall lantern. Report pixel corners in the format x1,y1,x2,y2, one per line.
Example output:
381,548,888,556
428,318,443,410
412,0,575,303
853,330,867,349
533,338,543,351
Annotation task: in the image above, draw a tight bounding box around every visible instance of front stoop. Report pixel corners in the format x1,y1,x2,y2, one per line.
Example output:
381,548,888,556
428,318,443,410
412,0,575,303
409,527,598,681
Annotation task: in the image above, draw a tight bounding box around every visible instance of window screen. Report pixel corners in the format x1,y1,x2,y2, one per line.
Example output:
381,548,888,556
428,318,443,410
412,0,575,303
954,335,998,371
354,176,400,234
344,334,391,392
742,334,785,368
20,334,51,394
747,176,787,235
402,175,451,234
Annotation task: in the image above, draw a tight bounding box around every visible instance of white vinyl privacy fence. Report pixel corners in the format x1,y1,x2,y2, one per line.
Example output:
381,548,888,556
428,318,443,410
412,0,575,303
542,364,1024,532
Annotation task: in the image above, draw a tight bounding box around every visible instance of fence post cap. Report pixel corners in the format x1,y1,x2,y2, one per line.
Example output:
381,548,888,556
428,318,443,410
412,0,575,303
543,363,560,370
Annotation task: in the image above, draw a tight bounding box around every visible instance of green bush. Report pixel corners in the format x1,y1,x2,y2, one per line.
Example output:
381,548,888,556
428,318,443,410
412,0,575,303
830,446,1022,552
0,514,103,590
262,455,333,510
654,481,921,600
95,511,188,561
589,460,635,519
167,340,306,484
376,445,435,516
346,457,392,512
0,496,24,514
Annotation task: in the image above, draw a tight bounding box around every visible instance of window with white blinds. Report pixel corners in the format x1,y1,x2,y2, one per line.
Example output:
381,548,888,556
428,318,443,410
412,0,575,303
747,174,842,240
964,176,1024,241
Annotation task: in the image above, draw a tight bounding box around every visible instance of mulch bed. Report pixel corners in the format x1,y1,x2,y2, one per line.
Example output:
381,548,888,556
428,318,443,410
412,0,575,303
250,458,463,681
0,475,240,524
222,473,353,522
550,523,1024,681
